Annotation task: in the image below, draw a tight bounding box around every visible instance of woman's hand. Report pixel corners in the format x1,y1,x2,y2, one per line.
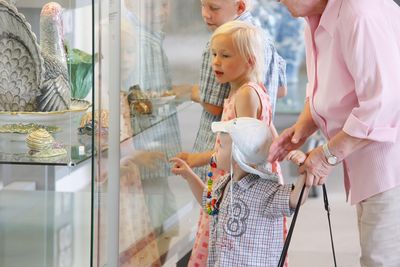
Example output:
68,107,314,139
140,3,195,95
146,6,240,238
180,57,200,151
269,102,318,162
268,123,310,162
299,146,334,187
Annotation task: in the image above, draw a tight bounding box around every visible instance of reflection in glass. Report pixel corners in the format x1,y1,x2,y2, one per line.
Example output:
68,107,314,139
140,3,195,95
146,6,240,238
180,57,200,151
97,0,186,265
252,0,306,113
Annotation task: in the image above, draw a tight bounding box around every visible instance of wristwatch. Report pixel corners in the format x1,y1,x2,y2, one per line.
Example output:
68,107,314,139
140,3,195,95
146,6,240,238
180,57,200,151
322,143,339,166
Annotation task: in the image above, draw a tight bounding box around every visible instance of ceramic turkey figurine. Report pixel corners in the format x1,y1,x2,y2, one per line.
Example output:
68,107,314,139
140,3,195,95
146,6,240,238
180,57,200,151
0,0,44,111
36,2,71,111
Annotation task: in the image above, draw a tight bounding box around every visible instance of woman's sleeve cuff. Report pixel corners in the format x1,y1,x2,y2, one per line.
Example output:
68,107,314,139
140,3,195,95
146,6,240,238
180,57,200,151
343,113,398,142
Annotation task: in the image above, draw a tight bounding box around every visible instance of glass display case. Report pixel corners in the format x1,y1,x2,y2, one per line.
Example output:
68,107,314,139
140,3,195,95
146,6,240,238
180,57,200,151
0,0,94,266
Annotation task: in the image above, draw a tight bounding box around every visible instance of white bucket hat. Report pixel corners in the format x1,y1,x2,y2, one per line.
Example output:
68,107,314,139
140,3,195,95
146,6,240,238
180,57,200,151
211,117,279,180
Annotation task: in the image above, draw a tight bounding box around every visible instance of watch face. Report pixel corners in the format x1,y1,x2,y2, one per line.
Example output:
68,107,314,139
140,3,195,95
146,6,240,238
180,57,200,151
328,156,338,165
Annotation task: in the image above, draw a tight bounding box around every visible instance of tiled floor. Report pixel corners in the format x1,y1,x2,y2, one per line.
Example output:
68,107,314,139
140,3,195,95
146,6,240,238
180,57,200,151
165,33,361,266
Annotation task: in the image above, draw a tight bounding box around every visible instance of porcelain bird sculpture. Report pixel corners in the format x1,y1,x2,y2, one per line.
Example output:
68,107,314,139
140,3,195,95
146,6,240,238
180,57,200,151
37,2,71,111
0,0,44,111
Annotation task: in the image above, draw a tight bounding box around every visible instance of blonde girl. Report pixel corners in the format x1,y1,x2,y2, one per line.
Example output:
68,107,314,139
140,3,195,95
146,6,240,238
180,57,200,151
173,20,287,266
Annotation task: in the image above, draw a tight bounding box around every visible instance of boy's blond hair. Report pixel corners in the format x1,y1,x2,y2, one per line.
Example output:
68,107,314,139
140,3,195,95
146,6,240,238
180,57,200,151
211,20,265,84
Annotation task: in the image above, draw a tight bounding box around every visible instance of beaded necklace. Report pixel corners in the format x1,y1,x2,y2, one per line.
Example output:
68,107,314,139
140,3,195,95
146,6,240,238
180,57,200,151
205,155,219,215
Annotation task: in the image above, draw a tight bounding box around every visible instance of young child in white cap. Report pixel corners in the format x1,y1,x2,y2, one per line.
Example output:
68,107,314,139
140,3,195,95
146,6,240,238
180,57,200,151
170,117,309,266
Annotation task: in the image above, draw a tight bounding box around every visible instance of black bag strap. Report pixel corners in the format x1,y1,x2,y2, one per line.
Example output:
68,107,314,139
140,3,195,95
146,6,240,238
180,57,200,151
323,184,338,267
277,184,337,267
277,184,306,267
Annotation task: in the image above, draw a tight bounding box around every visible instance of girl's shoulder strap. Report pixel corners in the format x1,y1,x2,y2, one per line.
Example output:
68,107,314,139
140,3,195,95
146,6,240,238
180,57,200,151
237,82,267,99
246,82,268,99
244,82,272,123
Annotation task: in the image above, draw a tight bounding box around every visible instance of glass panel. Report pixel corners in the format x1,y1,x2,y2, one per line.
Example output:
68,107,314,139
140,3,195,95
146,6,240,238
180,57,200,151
251,2,307,130
252,2,307,115
0,0,93,266
93,0,204,266
117,0,203,264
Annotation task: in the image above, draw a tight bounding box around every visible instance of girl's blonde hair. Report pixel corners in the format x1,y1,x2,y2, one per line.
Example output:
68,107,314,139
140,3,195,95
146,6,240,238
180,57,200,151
211,20,265,84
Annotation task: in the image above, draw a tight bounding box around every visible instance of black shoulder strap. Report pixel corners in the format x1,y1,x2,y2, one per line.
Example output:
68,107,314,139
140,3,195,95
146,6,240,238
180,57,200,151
277,184,337,267
323,185,338,267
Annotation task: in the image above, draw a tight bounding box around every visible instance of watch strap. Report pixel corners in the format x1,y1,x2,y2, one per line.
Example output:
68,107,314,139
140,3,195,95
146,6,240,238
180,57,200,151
322,143,338,165
322,143,332,158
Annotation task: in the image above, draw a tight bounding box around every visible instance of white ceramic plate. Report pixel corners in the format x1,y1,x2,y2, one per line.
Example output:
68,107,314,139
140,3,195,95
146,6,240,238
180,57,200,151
0,99,91,125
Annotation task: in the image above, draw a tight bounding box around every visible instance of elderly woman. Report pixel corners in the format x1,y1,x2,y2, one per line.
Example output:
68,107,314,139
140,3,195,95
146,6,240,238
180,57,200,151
268,0,400,266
